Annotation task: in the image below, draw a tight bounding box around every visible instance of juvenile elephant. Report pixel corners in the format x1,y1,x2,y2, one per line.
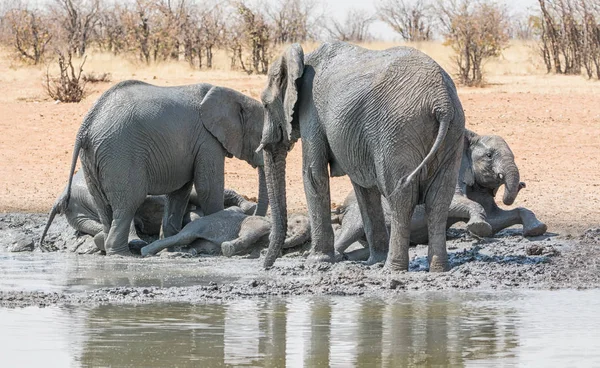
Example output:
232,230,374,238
62,80,266,255
258,42,465,271
334,129,547,256
140,210,310,258
40,170,258,249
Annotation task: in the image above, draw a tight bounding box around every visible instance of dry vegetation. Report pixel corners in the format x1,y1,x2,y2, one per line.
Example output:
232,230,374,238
0,0,599,235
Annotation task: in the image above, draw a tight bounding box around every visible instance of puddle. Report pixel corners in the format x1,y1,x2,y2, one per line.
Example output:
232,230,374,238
1,290,600,367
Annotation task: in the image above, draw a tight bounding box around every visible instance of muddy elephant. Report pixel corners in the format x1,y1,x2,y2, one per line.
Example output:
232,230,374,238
334,129,547,258
140,210,310,258
41,170,258,250
61,80,266,256
258,42,464,271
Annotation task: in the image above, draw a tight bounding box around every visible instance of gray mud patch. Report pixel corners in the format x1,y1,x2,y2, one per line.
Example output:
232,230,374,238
1,213,600,308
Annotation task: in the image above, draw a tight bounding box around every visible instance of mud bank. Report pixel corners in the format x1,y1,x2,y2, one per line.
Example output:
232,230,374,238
1,213,599,308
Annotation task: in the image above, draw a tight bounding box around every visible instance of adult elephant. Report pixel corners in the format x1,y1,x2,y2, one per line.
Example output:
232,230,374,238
334,129,547,256
62,80,266,255
258,42,465,272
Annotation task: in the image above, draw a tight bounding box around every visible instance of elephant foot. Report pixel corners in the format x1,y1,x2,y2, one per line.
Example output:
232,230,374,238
221,242,236,257
128,239,148,255
106,247,134,257
428,255,449,272
467,219,493,237
93,233,106,252
384,258,409,272
363,250,387,266
523,221,547,237
306,251,335,264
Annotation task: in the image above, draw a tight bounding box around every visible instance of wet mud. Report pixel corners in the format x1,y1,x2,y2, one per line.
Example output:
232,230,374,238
1,213,599,308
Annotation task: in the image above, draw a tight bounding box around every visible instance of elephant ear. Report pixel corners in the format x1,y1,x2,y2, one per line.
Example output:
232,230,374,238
262,43,304,145
200,87,244,159
459,132,476,191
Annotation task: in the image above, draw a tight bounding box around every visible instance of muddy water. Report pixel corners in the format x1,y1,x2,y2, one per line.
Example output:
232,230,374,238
1,291,599,366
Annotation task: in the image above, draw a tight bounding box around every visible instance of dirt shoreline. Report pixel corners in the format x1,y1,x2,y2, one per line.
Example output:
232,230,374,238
1,213,599,309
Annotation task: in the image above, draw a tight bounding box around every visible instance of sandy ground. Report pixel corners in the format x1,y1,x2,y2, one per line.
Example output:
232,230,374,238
0,45,599,237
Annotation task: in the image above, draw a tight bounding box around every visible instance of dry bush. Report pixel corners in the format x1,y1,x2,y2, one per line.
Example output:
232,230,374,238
44,49,88,102
230,2,272,74
51,0,100,57
377,0,433,41
438,0,510,86
82,71,110,83
326,9,375,42
536,0,600,79
3,7,52,64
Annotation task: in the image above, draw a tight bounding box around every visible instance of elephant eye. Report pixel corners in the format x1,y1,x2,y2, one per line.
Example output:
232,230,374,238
486,152,493,158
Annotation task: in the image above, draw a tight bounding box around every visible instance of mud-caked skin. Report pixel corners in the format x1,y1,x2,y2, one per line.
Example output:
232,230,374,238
259,42,465,272
40,170,259,251
61,81,268,256
334,129,547,258
140,211,310,258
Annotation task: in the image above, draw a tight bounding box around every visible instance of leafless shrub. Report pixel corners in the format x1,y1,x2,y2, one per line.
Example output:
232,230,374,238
326,9,375,42
536,0,600,79
229,2,272,74
44,49,88,102
438,0,510,86
51,0,100,57
266,0,318,44
4,7,52,64
377,0,433,41
82,71,110,83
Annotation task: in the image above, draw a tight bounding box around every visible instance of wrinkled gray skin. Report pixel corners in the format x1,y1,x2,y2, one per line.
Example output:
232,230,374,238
334,129,548,258
40,170,258,251
259,42,465,272
140,210,310,258
62,80,267,256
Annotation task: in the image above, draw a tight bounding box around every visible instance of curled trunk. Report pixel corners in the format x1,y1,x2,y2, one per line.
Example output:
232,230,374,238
254,166,268,216
502,164,520,205
263,146,288,268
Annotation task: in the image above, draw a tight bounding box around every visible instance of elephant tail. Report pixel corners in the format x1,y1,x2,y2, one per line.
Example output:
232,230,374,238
40,197,62,247
395,109,454,194
41,131,84,247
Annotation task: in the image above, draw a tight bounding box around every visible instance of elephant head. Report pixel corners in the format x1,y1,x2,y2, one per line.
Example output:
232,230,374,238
256,44,305,268
200,86,268,215
460,129,521,205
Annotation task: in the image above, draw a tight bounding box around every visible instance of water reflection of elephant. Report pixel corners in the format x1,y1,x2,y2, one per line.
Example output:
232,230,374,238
77,295,518,366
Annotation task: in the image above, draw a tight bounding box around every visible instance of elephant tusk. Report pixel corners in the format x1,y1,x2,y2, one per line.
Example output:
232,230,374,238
255,144,265,153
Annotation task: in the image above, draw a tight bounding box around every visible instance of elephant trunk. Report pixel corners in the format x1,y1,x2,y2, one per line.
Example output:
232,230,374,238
501,163,520,206
263,146,288,269
254,166,268,216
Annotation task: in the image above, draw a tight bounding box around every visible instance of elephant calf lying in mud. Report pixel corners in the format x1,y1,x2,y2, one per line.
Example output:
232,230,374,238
334,129,547,258
41,170,258,251
140,210,310,257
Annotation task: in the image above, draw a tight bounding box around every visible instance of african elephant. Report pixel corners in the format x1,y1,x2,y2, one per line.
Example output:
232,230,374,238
333,129,547,257
62,80,266,255
40,170,258,249
140,210,310,258
258,42,465,271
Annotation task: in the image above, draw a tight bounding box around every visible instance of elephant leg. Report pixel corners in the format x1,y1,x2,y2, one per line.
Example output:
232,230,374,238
302,140,335,263
486,206,547,237
161,181,193,239
104,207,139,256
221,217,270,257
424,167,461,273
141,220,205,257
193,158,225,216
352,183,389,265
74,218,104,237
385,183,419,272
334,203,365,255
449,194,493,237
127,220,147,252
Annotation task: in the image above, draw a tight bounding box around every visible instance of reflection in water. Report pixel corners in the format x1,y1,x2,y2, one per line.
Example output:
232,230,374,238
2,291,600,367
